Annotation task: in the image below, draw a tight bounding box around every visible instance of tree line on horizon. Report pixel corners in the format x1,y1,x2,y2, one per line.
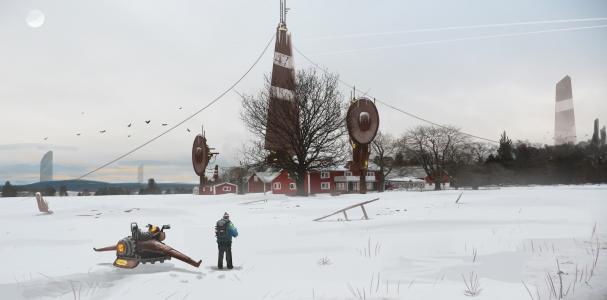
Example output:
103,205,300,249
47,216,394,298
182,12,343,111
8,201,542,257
368,125,607,190
0,178,195,197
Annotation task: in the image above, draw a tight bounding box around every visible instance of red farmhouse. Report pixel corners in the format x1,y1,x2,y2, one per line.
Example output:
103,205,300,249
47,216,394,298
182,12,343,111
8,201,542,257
246,164,381,195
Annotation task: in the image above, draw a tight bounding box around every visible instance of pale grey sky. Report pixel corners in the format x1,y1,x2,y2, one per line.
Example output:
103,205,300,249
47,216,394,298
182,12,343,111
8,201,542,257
1,0,606,184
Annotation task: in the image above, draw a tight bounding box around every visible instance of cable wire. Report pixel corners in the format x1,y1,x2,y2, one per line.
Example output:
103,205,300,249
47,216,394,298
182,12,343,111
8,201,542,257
304,17,607,41
313,24,607,56
76,34,276,180
294,47,499,144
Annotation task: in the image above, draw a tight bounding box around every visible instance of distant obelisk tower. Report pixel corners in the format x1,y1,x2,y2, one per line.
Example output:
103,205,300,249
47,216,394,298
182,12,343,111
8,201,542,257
40,151,53,182
137,164,144,185
265,0,298,153
554,75,576,145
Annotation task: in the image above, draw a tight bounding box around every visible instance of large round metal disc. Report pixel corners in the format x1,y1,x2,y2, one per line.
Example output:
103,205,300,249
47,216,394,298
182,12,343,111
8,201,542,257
346,97,379,144
192,134,208,176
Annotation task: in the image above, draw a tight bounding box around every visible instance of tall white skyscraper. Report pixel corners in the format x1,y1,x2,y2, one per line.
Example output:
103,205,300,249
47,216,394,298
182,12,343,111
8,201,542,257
554,76,576,145
40,151,53,182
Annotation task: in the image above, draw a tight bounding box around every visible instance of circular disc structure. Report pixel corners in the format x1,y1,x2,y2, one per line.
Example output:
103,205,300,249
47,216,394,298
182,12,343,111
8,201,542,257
346,97,380,144
192,134,209,176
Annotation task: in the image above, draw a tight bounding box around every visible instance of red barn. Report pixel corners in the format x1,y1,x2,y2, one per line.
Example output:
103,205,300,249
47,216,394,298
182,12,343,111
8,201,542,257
268,170,298,196
247,171,280,194
200,182,238,195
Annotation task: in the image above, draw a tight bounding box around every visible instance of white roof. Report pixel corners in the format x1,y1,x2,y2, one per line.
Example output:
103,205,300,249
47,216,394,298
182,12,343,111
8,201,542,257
388,177,424,182
321,162,380,172
323,165,349,172
254,171,281,183
213,182,237,187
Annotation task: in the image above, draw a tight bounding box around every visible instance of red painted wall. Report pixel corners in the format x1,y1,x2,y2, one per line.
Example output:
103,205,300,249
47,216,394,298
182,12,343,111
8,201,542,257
307,170,343,194
247,175,271,193
200,183,238,195
263,168,382,196
271,171,298,196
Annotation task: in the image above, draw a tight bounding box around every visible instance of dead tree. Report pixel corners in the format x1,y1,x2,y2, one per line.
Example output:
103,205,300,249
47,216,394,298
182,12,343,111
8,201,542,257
222,166,249,195
371,131,397,192
402,125,469,190
467,142,497,164
240,68,348,196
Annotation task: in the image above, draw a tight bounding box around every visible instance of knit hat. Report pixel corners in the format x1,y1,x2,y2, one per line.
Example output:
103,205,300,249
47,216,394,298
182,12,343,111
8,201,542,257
223,212,230,219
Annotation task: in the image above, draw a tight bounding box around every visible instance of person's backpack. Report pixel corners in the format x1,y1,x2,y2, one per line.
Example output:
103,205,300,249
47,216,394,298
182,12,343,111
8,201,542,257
215,219,230,238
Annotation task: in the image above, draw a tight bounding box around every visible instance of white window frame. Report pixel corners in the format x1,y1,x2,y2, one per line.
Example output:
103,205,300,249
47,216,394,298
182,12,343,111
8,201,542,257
223,186,231,192
336,182,347,191
320,172,330,179
253,176,258,182
345,171,353,176
321,182,330,190
289,182,296,190
273,182,281,190
366,182,374,190
366,171,374,177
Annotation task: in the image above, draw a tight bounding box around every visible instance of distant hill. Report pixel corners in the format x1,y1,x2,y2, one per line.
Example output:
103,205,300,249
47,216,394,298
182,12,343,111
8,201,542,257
16,180,196,192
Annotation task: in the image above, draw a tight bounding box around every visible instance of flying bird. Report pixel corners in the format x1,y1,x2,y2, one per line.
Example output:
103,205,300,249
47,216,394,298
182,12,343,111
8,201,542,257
145,120,151,124
76,133,81,136
100,130,106,134
178,107,182,110
128,135,131,138
186,128,190,132
161,123,168,126
43,137,48,140
127,123,132,127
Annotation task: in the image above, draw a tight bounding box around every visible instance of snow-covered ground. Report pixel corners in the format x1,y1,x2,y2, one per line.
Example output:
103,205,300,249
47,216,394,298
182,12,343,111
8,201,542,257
1,185,606,299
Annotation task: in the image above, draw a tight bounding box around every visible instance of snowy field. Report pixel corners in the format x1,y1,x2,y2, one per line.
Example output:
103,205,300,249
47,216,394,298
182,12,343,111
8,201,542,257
1,185,606,300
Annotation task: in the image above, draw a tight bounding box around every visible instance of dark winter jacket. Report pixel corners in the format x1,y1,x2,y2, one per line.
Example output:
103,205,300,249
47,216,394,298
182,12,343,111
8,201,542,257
216,220,238,243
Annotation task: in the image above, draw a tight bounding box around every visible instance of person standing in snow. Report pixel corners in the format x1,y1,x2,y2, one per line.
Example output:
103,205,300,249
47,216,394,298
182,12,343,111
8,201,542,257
215,212,238,269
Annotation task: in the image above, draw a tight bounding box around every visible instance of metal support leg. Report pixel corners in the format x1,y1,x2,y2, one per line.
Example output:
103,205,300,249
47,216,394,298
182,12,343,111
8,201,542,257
343,210,349,221
361,205,368,220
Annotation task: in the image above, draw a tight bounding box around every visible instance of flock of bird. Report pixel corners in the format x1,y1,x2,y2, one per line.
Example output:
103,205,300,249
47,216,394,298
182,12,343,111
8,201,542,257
42,106,190,141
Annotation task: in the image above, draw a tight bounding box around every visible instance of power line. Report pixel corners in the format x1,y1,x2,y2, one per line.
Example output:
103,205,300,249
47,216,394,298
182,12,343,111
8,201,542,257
313,24,607,56
304,17,607,41
76,34,276,180
294,47,499,144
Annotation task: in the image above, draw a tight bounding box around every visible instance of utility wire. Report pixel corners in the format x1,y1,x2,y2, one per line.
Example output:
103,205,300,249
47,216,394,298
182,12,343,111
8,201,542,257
76,34,276,180
313,24,607,56
304,17,607,41
294,47,499,144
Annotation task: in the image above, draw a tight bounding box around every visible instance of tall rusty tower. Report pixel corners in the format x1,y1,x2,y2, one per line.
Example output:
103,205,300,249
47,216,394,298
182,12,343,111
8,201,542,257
265,0,298,153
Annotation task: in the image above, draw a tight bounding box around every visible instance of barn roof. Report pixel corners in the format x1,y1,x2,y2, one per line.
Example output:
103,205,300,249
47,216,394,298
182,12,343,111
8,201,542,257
254,170,281,183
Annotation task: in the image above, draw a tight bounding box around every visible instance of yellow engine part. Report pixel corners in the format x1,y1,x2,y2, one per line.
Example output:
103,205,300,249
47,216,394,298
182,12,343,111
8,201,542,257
149,225,160,234
113,258,139,269
115,258,128,266
117,242,125,254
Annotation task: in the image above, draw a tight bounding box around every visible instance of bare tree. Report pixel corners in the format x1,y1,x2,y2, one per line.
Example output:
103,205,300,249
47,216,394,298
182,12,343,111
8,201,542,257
222,166,249,195
371,131,397,192
402,125,469,190
467,142,497,164
240,68,348,196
